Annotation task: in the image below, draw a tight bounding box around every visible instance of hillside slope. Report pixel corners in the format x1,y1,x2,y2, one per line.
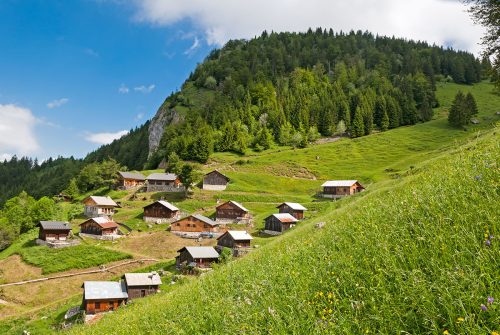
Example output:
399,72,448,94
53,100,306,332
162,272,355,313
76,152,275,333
70,133,499,333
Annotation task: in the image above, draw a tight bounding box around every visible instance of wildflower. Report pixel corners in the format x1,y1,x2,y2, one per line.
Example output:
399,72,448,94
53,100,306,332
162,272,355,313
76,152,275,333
485,239,491,246
490,235,494,239
480,304,488,311
487,296,494,304
443,330,450,335
491,331,499,335
456,317,464,323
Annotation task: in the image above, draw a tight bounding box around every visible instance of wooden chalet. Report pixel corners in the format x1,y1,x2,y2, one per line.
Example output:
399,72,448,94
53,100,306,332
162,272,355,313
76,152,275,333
122,272,162,300
82,281,128,315
276,202,308,220
38,221,72,241
176,246,219,268
117,171,145,190
215,200,251,223
321,180,365,199
170,214,219,233
83,196,119,218
217,230,253,249
143,200,180,223
264,213,299,233
145,173,182,192
79,217,120,236
202,170,230,191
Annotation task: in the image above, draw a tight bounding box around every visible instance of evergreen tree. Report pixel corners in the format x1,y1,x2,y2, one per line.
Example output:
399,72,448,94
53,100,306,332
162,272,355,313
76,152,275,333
448,91,467,127
63,178,79,199
380,109,390,131
351,106,365,137
166,152,182,175
464,92,479,119
335,120,347,135
419,97,434,122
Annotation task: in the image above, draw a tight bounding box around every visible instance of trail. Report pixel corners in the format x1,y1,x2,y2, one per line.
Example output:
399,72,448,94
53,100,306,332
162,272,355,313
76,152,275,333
0,258,158,288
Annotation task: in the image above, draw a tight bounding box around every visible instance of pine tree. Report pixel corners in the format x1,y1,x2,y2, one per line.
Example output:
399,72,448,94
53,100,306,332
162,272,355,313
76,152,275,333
464,92,478,119
380,109,389,131
352,106,365,138
63,178,79,199
448,91,466,127
419,97,433,122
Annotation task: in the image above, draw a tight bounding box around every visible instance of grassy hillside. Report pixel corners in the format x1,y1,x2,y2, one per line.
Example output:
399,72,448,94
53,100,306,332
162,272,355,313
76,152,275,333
69,127,499,334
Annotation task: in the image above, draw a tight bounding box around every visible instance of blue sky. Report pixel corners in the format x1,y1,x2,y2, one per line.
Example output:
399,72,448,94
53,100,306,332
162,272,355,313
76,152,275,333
0,0,484,161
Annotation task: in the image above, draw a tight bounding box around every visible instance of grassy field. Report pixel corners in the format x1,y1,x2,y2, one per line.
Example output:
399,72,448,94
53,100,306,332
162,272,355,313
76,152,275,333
17,244,132,274
69,126,499,335
0,81,498,333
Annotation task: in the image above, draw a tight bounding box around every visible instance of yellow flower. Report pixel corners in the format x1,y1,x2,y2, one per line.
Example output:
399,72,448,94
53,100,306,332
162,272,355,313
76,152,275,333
456,317,465,323
491,331,499,335
443,330,450,335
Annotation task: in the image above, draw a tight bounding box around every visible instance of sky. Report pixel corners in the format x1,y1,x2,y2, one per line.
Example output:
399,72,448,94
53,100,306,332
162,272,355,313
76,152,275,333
0,0,485,161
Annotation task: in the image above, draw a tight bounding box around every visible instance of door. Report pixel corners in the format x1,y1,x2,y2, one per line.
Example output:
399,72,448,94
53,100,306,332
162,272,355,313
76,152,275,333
141,290,146,298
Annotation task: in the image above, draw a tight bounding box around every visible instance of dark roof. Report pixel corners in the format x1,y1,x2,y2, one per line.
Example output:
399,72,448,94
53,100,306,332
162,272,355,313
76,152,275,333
216,200,249,212
38,221,71,231
118,171,146,181
143,200,179,211
146,173,178,181
204,170,230,181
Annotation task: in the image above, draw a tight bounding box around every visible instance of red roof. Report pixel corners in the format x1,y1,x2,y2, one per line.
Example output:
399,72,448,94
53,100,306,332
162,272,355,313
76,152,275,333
99,222,119,229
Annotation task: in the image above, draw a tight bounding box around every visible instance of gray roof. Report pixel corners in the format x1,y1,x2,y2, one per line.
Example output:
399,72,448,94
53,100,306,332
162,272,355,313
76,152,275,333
86,196,119,207
83,281,128,300
277,202,307,211
321,180,361,187
39,221,71,231
118,171,146,181
145,200,179,212
204,170,230,181
191,214,217,226
124,272,162,286
146,173,178,181
269,213,299,223
179,246,220,259
222,200,249,212
220,230,253,241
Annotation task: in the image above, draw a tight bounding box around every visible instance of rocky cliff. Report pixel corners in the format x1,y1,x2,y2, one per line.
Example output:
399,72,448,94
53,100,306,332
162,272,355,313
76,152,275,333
147,105,182,157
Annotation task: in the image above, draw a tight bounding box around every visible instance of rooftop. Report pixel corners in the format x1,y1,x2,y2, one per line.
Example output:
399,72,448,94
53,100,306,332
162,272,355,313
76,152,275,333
144,200,179,212
86,196,119,207
179,246,220,259
277,202,308,211
118,171,146,181
81,217,119,229
321,180,361,187
218,200,249,212
191,214,217,226
39,221,71,231
124,272,162,286
146,173,178,181
83,281,128,300
219,230,253,241
269,213,299,223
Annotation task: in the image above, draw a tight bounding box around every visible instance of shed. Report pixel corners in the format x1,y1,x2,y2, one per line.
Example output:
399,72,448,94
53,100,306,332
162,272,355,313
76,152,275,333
145,173,182,192
276,202,308,220
170,214,219,233
38,221,72,241
143,200,180,223
176,246,220,268
321,180,365,198
264,213,299,233
202,170,230,191
117,171,146,190
215,200,251,222
82,281,128,314
122,272,162,300
79,217,120,236
217,230,253,249
82,196,119,218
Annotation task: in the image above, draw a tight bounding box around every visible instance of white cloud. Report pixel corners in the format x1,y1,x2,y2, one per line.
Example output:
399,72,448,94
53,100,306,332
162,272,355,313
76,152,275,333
118,84,130,94
47,98,69,109
184,36,200,56
0,104,39,158
135,112,144,120
134,84,155,93
84,48,100,57
85,130,129,145
0,153,12,161
132,0,485,55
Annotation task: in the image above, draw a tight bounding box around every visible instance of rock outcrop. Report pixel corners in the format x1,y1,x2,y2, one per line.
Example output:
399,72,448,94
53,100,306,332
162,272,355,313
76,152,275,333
148,105,182,157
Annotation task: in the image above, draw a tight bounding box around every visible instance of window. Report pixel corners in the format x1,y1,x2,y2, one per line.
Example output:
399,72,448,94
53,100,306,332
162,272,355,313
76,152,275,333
95,302,101,310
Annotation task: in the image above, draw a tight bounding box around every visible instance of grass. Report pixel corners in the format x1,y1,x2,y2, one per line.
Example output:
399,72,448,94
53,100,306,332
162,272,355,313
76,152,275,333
17,244,132,274
69,127,499,335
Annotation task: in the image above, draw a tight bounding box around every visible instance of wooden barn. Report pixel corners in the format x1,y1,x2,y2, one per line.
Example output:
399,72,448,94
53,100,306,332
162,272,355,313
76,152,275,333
170,214,219,233
143,200,180,223
117,171,145,190
83,196,119,218
215,200,251,223
176,246,220,268
202,170,230,191
38,221,72,241
79,217,120,236
145,173,183,192
217,230,253,249
264,213,299,233
82,281,128,314
321,180,365,199
122,272,162,300
276,202,308,220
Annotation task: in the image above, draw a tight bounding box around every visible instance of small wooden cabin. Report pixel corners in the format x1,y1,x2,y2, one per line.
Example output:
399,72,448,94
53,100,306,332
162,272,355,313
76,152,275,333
276,202,307,220
145,173,182,192
82,281,128,315
176,246,219,268
122,272,162,300
215,200,250,222
321,180,365,199
83,196,119,218
117,171,145,190
217,230,253,249
143,200,180,223
170,214,219,233
202,170,230,191
264,213,299,233
80,217,119,236
38,221,72,241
